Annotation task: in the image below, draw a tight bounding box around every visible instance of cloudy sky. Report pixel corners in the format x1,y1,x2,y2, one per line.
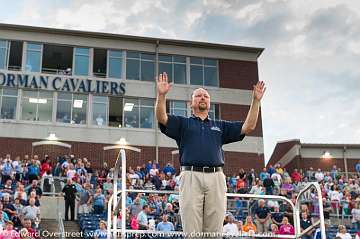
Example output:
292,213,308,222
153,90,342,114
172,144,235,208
1,0,359,164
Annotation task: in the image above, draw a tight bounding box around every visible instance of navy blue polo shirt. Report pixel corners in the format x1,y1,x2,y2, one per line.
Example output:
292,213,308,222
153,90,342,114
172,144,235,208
159,114,245,167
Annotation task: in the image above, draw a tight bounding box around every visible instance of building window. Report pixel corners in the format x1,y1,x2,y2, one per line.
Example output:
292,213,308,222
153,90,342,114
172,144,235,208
21,90,53,122
0,40,8,70
169,100,187,117
123,98,139,128
56,92,87,125
140,99,154,128
93,48,107,78
126,51,155,81
108,50,123,79
74,47,89,76
123,98,154,129
42,44,73,75
0,87,18,119
108,96,123,128
8,41,23,71
92,95,108,126
25,43,42,72
159,55,186,84
190,57,218,87
209,103,220,120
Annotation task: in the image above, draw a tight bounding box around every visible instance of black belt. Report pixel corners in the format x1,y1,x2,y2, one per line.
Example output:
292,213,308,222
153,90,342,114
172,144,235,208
181,166,223,173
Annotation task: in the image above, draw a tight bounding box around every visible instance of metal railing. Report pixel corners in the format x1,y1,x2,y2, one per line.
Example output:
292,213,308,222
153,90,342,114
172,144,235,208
58,212,65,239
106,150,326,239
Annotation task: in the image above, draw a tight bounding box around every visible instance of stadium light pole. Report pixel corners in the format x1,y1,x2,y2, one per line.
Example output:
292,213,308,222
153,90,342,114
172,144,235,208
103,138,141,239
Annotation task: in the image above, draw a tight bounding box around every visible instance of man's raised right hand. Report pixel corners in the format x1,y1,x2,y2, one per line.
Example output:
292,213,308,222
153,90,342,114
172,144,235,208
157,72,172,96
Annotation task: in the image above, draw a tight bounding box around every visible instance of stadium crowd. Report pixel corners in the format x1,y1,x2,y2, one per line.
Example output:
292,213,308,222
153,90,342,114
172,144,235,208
1,153,360,238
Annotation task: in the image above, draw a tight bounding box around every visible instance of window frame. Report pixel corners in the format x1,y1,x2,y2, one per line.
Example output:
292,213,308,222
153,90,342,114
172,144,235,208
21,90,53,122
190,57,219,87
25,42,43,73
73,47,90,76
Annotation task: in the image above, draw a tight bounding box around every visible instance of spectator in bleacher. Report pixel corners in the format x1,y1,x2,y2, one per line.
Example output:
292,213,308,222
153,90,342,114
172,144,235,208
259,168,269,181
300,211,313,239
94,220,107,239
42,169,54,193
0,202,10,230
275,164,284,175
83,161,93,175
291,169,302,183
14,197,24,216
137,204,150,230
62,178,77,221
305,167,314,181
238,168,246,181
263,174,275,195
329,184,343,214
145,161,153,173
93,188,105,215
356,161,360,174
40,156,51,177
150,173,162,190
21,198,40,227
236,176,247,194
351,202,360,230
331,165,338,180
356,232,360,239
129,196,142,217
249,179,263,195
315,169,324,183
27,159,40,184
271,170,282,191
1,155,13,185
78,183,93,214
163,203,176,224
335,225,352,239
12,156,22,182
27,180,42,199
255,199,271,233
280,178,294,197
271,205,284,227
163,162,176,176
0,220,20,238
2,179,14,195
102,177,113,195
149,164,159,177
21,218,40,239
270,223,279,235
66,164,76,179
247,168,256,188
222,214,239,236
267,164,276,176
242,216,256,233
279,217,294,237
156,214,175,232
3,195,17,219
27,191,40,207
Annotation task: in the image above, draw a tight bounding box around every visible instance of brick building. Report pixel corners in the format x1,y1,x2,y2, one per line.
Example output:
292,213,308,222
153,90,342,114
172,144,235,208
0,24,265,174
268,139,360,176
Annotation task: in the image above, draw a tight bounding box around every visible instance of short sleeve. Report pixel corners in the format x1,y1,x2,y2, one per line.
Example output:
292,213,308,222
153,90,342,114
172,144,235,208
222,120,245,144
159,114,185,141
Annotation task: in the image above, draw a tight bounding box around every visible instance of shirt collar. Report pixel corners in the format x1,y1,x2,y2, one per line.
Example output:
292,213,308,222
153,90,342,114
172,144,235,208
191,114,210,122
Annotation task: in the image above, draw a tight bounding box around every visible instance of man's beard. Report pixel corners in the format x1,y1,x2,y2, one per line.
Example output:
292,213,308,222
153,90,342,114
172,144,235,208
199,105,207,111
199,102,207,111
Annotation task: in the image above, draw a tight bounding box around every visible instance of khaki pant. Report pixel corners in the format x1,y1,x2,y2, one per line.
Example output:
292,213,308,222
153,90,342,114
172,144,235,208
179,170,227,238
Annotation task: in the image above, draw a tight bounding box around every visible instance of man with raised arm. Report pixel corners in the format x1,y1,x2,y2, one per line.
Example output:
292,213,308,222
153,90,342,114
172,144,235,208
156,72,265,237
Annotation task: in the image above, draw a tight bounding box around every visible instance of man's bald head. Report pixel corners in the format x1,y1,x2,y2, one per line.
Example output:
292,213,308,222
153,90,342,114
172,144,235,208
190,88,211,114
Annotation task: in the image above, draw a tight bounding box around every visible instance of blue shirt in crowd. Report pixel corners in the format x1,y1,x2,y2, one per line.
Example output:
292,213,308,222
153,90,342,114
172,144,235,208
156,221,175,231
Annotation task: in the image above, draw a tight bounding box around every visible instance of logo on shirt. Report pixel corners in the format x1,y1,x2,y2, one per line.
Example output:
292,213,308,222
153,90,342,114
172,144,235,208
210,126,221,132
